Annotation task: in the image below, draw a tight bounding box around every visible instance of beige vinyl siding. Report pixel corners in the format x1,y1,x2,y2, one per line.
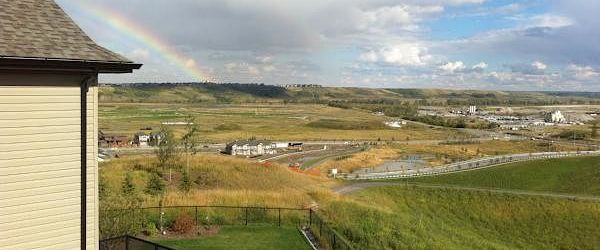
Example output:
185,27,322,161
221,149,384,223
0,74,99,250
87,86,99,250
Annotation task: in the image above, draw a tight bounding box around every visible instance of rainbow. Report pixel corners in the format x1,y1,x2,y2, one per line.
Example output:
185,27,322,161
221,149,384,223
68,1,215,82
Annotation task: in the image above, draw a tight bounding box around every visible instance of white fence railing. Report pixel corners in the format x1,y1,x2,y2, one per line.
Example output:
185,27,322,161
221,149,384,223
340,151,600,180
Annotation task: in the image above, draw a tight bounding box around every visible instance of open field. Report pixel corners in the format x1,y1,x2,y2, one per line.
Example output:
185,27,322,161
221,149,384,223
99,103,460,143
323,185,600,249
406,156,600,196
155,225,310,250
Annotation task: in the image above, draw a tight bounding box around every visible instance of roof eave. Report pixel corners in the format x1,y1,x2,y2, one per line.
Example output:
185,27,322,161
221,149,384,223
0,56,142,73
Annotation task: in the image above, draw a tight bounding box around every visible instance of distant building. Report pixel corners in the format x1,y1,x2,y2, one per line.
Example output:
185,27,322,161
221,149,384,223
225,140,278,156
468,105,477,115
134,132,151,147
99,133,129,148
545,110,565,123
499,124,528,130
281,84,323,88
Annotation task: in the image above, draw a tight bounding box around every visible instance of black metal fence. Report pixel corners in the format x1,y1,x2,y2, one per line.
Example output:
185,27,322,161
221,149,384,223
101,205,354,250
309,209,354,250
100,235,175,250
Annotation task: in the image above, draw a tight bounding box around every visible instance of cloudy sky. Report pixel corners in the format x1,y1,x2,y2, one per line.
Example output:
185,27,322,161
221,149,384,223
57,0,600,91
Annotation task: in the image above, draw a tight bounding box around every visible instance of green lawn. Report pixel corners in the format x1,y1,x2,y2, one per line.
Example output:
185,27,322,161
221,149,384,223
323,185,600,250
155,225,310,250
406,156,600,196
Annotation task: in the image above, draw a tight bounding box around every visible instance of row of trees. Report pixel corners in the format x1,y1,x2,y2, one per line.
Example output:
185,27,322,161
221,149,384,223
100,115,200,238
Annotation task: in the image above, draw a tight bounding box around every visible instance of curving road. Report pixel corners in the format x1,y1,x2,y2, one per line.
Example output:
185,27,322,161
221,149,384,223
341,151,600,180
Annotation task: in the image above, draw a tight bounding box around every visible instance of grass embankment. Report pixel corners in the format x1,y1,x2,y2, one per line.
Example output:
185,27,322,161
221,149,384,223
316,140,581,174
406,156,600,196
155,225,310,250
100,154,335,208
323,186,600,249
99,103,457,143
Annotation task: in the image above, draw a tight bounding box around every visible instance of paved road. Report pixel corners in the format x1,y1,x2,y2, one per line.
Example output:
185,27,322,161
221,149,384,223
343,151,600,180
333,182,600,202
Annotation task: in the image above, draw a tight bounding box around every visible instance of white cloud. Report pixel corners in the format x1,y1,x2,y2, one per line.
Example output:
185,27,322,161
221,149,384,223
439,61,487,74
126,48,150,61
440,61,466,73
262,65,276,72
529,14,575,29
360,43,433,66
472,62,488,71
360,5,444,33
359,51,379,62
446,0,485,4
532,61,547,71
568,64,599,80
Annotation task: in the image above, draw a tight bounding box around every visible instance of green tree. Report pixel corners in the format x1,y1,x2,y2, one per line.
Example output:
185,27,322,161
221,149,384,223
145,172,167,233
145,173,166,196
121,172,135,196
179,170,192,193
155,126,177,181
181,115,199,172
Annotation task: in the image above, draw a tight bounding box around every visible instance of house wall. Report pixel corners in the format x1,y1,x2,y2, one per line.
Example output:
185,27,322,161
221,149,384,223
0,72,99,250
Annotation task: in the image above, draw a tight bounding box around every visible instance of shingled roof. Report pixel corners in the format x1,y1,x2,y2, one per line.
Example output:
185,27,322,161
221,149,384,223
0,0,141,72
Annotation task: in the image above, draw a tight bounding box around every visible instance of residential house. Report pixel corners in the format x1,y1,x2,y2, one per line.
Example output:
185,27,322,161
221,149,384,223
545,110,566,123
225,140,278,156
0,1,141,249
99,133,129,148
134,132,151,147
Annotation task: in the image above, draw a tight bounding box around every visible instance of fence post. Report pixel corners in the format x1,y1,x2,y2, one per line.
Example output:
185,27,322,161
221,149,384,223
278,208,281,227
195,206,198,226
309,209,313,226
245,207,248,225
125,236,130,250
319,218,322,237
333,233,337,249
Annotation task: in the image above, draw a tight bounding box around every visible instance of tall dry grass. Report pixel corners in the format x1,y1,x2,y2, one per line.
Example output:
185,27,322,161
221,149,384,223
100,154,336,209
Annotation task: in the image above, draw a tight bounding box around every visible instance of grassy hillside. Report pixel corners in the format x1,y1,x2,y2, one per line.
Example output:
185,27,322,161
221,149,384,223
99,83,600,106
100,154,335,208
406,156,600,196
323,186,600,249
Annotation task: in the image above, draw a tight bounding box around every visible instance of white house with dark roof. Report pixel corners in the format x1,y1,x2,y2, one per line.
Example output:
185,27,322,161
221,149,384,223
0,1,141,249
225,140,278,156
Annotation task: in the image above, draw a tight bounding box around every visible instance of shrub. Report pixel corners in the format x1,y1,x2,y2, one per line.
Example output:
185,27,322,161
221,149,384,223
144,222,158,237
214,123,242,131
171,212,197,234
180,170,192,193
306,119,386,130
145,173,165,196
121,172,136,196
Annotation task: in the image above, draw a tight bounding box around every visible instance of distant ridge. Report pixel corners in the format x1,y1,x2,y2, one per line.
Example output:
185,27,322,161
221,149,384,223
99,82,600,106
